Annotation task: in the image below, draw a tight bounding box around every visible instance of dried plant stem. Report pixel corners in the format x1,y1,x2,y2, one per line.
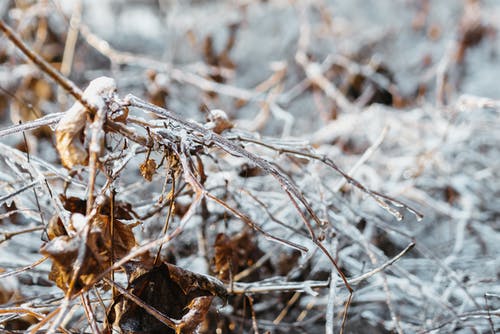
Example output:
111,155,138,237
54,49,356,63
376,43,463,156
79,22,258,101
0,256,48,279
333,125,389,192
0,180,40,207
28,306,60,334
418,310,500,334
236,135,423,221
326,271,339,334
124,94,354,332
58,0,82,107
273,291,301,325
86,104,106,215
295,5,354,112
0,226,44,244
0,20,96,114
230,280,330,295
59,1,81,77
103,277,178,329
231,242,415,295
348,242,415,286
0,307,45,321
154,176,176,265
0,113,63,138
81,293,101,334
246,295,260,334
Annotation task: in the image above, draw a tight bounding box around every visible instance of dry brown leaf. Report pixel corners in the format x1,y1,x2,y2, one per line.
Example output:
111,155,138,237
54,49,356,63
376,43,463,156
55,100,89,169
41,213,137,293
60,194,136,220
108,262,227,334
175,296,213,334
213,231,265,281
140,158,157,181
41,233,87,292
205,109,233,134
55,77,116,169
92,214,138,259
46,214,68,240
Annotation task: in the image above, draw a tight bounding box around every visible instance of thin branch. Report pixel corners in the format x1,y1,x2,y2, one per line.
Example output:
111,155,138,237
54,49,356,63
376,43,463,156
0,113,63,138
0,20,96,114
0,256,48,279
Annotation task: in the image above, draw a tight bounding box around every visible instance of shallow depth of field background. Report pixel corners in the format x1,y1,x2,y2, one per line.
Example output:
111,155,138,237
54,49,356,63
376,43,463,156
0,1,499,333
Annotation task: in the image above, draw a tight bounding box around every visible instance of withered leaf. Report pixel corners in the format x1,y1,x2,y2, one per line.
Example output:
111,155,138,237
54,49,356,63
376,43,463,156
46,214,68,240
92,214,137,259
55,77,117,169
59,195,86,215
166,263,228,301
60,194,136,220
205,109,233,134
176,296,213,334
41,233,93,292
41,213,137,293
213,231,265,281
140,158,157,182
55,100,89,169
108,262,227,334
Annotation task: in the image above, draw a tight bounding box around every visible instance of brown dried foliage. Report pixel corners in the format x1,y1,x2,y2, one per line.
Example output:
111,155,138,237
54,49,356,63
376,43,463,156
140,158,157,182
213,231,265,281
42,213,136,293
108,262,226,334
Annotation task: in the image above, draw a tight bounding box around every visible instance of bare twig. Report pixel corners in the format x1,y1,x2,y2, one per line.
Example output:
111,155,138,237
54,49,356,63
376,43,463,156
0,20,96,114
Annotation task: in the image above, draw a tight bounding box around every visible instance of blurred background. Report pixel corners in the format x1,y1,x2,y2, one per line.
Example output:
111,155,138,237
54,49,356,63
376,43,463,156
0,1,499,333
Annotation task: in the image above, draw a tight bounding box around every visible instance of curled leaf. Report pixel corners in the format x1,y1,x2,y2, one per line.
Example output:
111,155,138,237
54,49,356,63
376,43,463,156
55,76,117,169
55,101,88,169
213,231,265,281
41,213,137,293
205,109,233,134
140,158,157,181
108,262,227,333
